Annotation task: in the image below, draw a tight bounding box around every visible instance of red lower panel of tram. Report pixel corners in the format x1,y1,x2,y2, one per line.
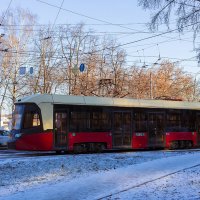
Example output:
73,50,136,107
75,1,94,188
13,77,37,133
68,132,112,151
15,131,53,151
132,132,148,149
165,132,197,148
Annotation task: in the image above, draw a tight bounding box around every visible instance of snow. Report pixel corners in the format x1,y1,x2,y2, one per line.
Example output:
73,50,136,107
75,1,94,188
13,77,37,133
0,150,200,200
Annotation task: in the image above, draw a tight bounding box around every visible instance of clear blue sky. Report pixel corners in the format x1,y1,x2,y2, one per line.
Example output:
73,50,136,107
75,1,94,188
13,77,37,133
0,0,199,75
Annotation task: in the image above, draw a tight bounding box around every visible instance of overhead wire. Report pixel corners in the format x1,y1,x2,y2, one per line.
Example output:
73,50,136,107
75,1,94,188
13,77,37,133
1,48,197,63
0,0,13,26
0,0,199,72
52,0,65,30
35,0,152,33
0,21,178,27
0,1,198,55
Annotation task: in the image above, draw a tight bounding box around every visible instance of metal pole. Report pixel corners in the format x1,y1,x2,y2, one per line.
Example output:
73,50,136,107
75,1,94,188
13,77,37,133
69,64,71,95
150,70,153,99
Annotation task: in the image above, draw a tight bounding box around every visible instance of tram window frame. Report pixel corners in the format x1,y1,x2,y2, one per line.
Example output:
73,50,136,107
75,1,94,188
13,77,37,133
134,111,148,132
70,111,89,132
13,105,24,130
69,106,111,132
181,110,195,131
167,112,181,128
90,111,111,131
166,110,195,132
22,104,42,130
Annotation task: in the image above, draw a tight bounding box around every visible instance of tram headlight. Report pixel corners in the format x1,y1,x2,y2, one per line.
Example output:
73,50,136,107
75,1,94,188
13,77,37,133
15,133,22,138
72,133,76,137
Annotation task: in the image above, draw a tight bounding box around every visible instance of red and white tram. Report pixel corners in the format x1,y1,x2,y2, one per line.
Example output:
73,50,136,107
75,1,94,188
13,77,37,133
11,94,200,153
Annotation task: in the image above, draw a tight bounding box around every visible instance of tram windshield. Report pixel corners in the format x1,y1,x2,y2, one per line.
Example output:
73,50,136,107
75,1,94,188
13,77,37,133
12,105,24,130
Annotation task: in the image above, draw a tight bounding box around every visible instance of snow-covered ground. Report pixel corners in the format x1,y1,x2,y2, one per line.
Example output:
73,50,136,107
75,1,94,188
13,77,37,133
0,150,200,200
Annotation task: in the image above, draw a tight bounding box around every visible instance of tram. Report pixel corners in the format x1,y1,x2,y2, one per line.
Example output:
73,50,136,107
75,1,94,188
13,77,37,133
10,94,200,153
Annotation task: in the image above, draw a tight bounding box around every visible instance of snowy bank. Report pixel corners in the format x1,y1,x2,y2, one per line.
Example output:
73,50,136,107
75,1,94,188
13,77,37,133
0,150,199,199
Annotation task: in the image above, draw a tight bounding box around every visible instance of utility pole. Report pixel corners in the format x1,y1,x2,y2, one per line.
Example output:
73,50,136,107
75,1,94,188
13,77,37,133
149,60,159,99
150,70,153,99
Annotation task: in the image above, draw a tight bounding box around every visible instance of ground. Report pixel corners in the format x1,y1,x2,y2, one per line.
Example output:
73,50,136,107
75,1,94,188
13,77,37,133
0,150,200,200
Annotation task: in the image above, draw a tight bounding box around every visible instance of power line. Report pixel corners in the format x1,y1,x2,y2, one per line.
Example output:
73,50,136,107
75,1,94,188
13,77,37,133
127,35,200,55
85,21,200,55
3,26,197,55
0,21,178,27
115,22,200,49
0,0,13,26
0,27,158,34
1,48,197,63
52,0,64,30
35,0,149,33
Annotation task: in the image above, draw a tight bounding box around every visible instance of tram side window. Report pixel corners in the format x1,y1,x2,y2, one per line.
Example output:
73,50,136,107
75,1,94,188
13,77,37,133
167,111,195,131
167,111,187,131
90,112,111,131
196,114,200,134
167,113,180,126
134,112,147,132
23,111,41,129
181,111,195,131
70,112,88,131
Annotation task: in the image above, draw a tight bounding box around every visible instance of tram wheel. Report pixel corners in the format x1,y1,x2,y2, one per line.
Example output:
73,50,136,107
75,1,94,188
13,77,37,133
74,144,83,153
169,141,178,150
56,150,63,154
186,141,193,149
179,140,186,149
95,143,106,153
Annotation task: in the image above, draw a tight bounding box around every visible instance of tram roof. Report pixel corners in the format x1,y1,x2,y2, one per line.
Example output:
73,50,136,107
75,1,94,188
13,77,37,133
16,94,200,110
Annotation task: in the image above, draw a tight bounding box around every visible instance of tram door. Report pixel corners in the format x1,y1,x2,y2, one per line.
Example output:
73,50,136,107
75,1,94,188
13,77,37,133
54,110,68,148
113,112,132,148
148,112,165,148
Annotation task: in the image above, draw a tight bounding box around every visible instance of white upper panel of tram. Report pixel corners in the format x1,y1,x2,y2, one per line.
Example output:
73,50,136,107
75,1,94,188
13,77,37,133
16,94,200,110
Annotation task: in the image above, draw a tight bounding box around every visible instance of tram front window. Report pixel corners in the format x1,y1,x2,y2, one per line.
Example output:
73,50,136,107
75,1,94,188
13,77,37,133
13,105,24,130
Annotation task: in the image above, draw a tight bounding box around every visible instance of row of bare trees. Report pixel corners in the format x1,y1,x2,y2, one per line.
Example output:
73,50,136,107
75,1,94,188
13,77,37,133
0,8,199,113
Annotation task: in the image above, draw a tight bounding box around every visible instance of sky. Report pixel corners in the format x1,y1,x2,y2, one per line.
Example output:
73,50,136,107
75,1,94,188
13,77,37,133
0,0,199,76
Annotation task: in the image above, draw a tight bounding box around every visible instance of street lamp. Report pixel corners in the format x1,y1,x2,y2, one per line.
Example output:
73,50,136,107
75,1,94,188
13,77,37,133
142,60,160,99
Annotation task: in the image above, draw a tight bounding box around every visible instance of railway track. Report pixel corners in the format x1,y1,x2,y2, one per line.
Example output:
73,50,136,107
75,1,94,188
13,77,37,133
97,162,200,200
0,149,57,159
0,148,200,160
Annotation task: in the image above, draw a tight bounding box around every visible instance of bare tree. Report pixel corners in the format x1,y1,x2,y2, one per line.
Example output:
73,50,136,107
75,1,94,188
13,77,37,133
93,37,127,97
138,1,200,57
29,26,63,94
138,0,200,31
152,61,194,100
0,6,196,112
127,66,151,99
59,24,94,95
127,61,194,100
0,8,36,112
